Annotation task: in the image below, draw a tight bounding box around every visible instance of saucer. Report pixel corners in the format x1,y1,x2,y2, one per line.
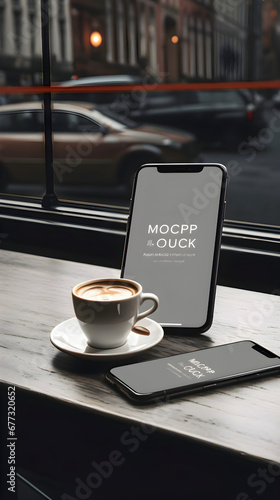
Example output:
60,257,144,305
50,317,164,360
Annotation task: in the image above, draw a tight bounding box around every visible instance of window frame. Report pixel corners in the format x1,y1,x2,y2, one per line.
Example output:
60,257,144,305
1,195,280,293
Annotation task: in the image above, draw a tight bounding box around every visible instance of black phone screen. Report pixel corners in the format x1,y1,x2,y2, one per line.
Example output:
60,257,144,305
107,341,280,401
121,164,227,330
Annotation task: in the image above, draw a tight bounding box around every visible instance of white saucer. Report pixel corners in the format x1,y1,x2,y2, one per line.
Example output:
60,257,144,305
50,317,164,360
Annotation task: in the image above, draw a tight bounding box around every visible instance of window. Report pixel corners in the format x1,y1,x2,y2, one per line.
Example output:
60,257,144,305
0,110,42,132
0,0,279,288
0,109,45,133
139,3,147,59
105,0,114,63
148,7,157,74
205,19,212,80
59,19,66,61
189,16,196,78
141,91,180,109
52,111,103,134
0,114,13,132
128,2,137,66
182,12,189,78
116,0,125,64
29,12,36,56
196,18,204,79
198,90,243,104
13,10,22,54
0,7,4,50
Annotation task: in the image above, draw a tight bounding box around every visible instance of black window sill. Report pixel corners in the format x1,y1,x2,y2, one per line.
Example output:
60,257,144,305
0,197,279,293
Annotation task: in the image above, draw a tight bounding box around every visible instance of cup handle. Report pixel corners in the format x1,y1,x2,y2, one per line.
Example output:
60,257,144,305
135,293,159,323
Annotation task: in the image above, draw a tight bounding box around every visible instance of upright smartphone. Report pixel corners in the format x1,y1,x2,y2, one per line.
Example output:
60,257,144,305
121,163,227,333
106,341,280,403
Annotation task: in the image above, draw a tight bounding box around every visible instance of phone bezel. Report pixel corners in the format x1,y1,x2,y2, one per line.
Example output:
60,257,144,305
121,163,228,334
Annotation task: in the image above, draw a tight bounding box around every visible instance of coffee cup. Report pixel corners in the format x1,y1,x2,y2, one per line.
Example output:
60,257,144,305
72,278,159,349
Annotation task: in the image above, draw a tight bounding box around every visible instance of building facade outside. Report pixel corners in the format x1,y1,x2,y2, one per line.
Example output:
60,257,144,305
0,0,278,84
69,0,265,83
0,0,73,85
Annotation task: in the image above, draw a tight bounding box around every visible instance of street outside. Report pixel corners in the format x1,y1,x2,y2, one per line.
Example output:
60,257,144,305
203,105,280,227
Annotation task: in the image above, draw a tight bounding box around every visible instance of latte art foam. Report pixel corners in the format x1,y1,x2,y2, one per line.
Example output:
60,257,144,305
77,284,135,301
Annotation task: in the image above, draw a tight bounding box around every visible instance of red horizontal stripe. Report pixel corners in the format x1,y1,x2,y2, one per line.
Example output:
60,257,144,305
0,80,280,94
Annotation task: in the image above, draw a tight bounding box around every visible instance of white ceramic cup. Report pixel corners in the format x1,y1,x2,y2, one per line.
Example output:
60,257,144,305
72,277,159,349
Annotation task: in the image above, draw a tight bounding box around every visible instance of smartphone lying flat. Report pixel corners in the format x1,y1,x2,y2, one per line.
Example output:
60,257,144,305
106,341,280,403
121,163,227,334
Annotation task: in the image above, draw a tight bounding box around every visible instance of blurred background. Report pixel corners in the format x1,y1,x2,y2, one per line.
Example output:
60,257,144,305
0,0,280,227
